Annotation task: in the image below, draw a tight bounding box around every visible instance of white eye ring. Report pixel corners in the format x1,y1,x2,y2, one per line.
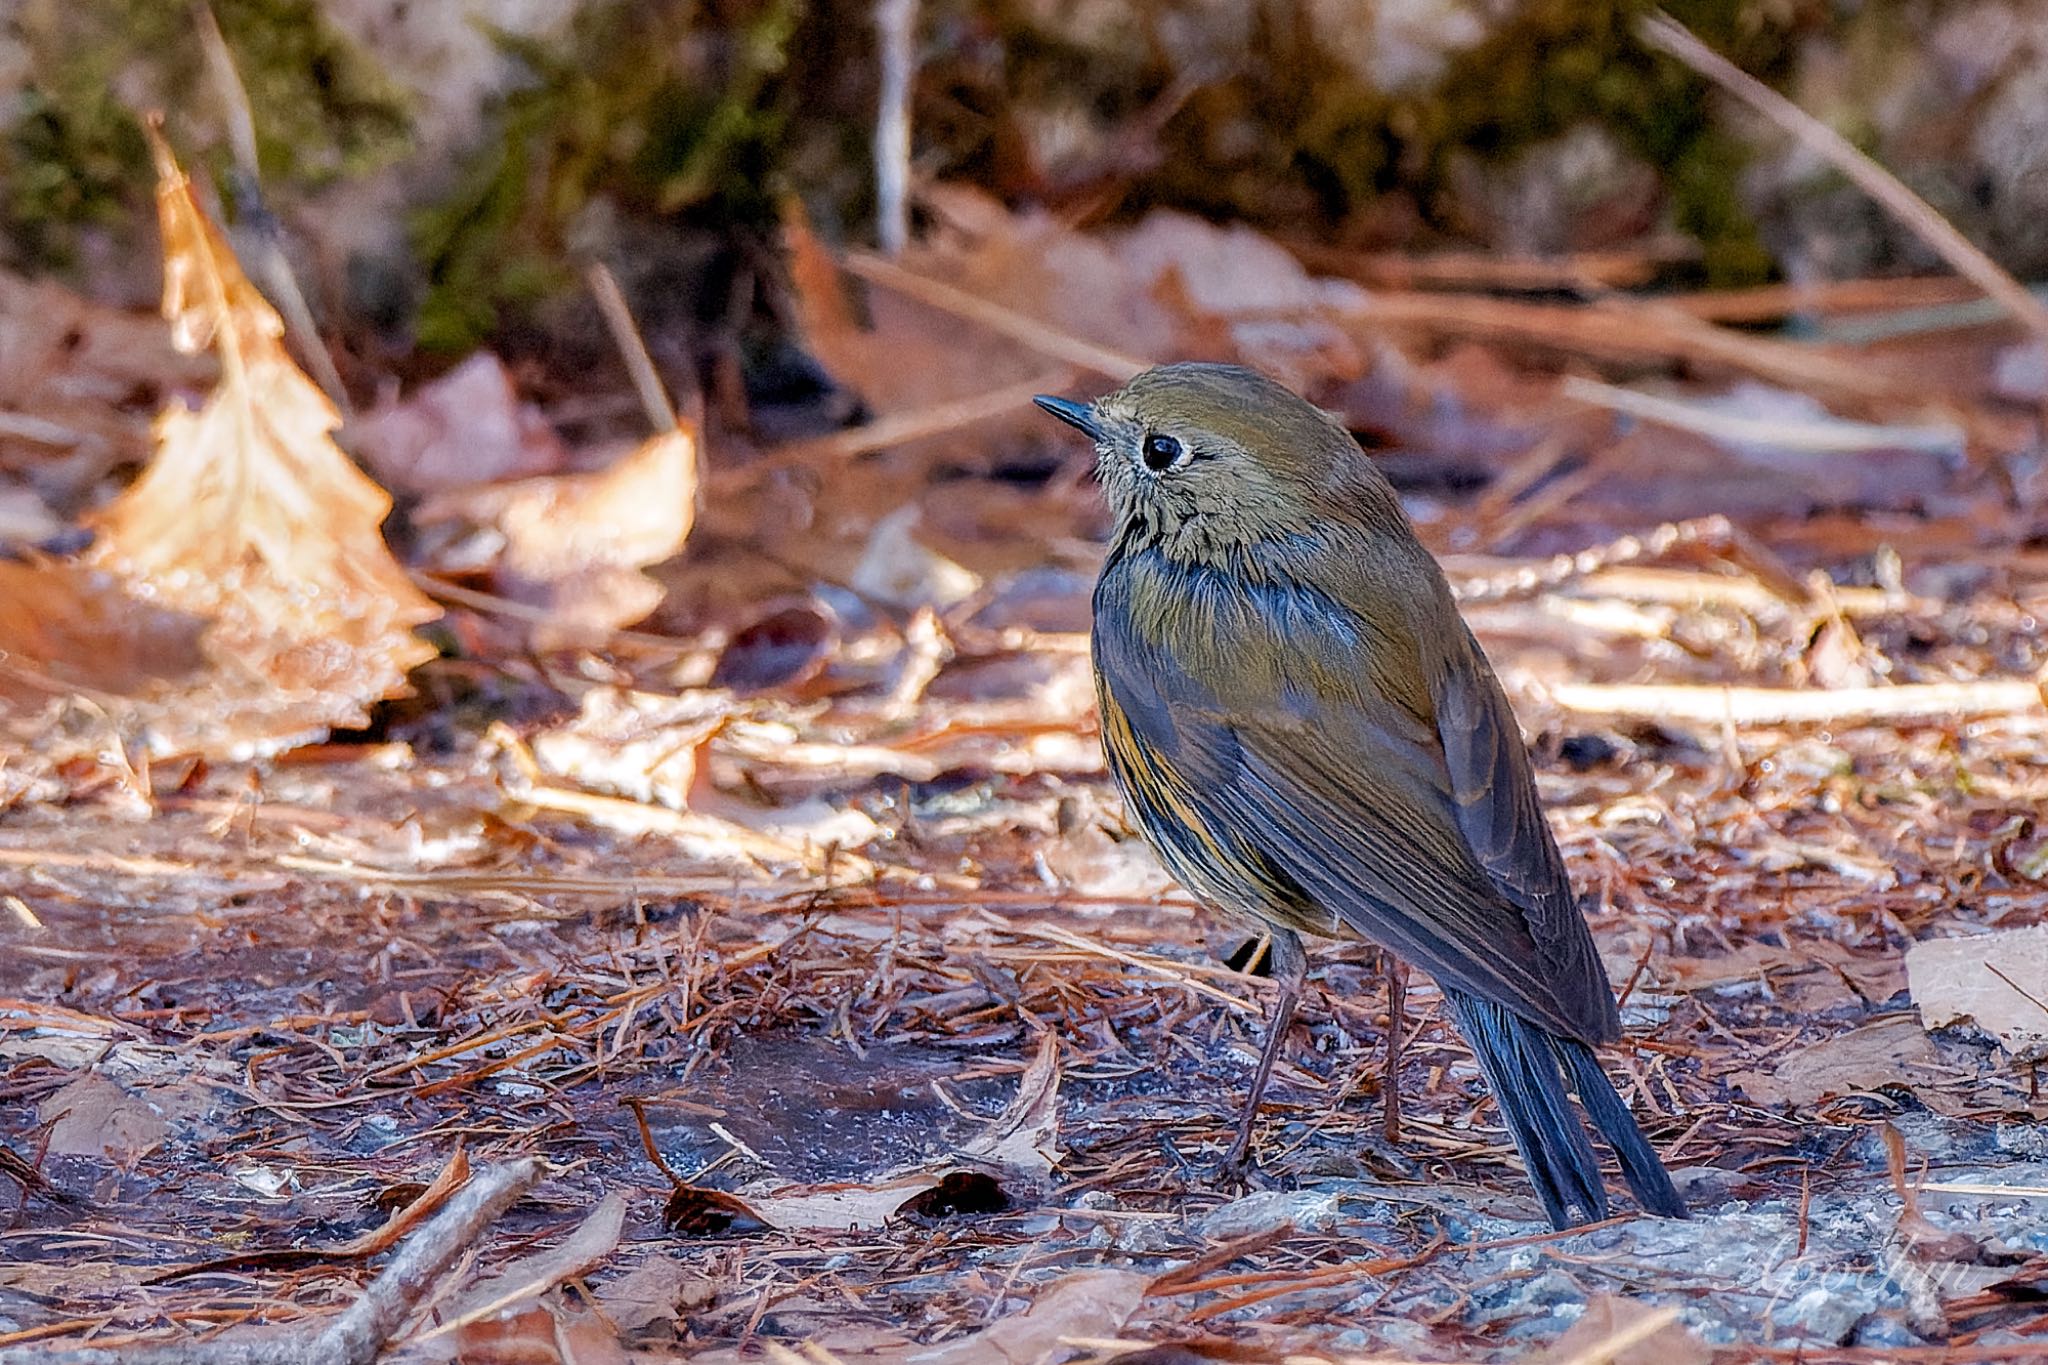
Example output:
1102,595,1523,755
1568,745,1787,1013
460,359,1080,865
1141,433,1188,472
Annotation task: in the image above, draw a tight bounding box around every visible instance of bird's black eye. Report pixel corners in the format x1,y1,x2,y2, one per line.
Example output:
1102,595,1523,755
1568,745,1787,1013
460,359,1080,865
1141,433,1186,472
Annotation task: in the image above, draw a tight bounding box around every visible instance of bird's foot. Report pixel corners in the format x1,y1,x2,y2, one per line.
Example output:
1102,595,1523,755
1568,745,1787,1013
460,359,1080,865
1159,1131,1274,1192
1210,1129,1274,1192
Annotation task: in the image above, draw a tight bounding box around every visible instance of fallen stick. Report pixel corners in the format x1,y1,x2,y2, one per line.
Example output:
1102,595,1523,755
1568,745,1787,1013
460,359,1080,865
1641,10,2048,348
724,371,1071,491
0,1158,545,1365
1447,515,1811,607
1561,375,1964,456
844,251,1149,382
1315,291,1910,401
1548,677,2045,726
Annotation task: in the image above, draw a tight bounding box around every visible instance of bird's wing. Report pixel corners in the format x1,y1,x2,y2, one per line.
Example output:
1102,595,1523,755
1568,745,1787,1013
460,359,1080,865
1417,626,1605,978
1428,622,1620,1041
1095,582,1615,1043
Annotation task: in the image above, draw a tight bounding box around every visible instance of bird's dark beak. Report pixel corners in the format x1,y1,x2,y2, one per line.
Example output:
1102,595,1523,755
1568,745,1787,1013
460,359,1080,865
1033,394,1103,440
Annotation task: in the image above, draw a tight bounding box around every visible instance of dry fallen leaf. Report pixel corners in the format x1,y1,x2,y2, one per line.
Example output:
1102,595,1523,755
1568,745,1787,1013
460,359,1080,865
849,506,983,613
424,1190,628,1347
908,1268,1148,1365
1539,1296,1708,1365
39,1073,193,1168
0,125,439,766
0,267,214,505
746,1033,1061,1232
347,351,571,494
594,1254,717,1335
1728,1019,1982,1113
1908,925,2048,1062
529,686,731,811
415,425,697,647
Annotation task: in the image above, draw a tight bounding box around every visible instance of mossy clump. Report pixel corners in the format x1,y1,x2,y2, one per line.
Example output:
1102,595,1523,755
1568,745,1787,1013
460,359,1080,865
921,0,1808,285
2,0,411,271
412,0,841,354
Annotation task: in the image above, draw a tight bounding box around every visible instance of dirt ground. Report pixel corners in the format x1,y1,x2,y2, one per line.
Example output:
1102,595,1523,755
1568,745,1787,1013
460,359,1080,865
6,582,2048,1362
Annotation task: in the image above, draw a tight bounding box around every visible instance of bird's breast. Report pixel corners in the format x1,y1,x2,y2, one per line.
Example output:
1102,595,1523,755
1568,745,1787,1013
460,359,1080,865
1098,544,1406,721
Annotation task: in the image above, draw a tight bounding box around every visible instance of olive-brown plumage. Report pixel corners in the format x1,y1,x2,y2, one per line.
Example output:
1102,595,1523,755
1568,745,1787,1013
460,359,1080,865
1036,363,1684,1229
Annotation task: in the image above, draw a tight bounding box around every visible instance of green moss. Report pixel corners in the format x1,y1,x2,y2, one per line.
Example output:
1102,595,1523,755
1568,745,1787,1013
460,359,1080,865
1397,0,1788,283
964,0,1801,284
2,0,410,270
411,0,809,354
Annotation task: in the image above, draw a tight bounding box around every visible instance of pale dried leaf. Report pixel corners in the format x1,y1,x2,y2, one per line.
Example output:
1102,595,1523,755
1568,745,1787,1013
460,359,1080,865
908,1269,1147,1365
850,506,981,612
1730,1015,1985,1111
420,1190,628,1342
594,1254,717,1334
0,128,439,765
747,1036,1061,1232
957,1031,1062,1177
529,687,732,810
415,426,697,646
743,1171,954,1235
1539,1296,1708,1365
39,1073,200,1168
785,192,1130,419
1909,926,2048,1062
0,268,213,492
347,351,571,494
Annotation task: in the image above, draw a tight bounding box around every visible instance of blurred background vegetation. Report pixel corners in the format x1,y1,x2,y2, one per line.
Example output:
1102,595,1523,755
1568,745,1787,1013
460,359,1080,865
6,0,2044,364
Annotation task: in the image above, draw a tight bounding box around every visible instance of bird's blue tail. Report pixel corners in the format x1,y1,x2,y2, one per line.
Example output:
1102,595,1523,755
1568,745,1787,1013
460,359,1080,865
1447,990,1686,1229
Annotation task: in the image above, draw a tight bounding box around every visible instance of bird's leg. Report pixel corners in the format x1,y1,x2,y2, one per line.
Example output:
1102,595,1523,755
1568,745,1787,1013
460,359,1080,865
1383,954,1408,1145
1218,927,1308,1182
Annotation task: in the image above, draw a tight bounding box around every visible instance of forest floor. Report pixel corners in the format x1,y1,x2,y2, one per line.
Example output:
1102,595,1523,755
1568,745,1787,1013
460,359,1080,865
7,145,2048,1363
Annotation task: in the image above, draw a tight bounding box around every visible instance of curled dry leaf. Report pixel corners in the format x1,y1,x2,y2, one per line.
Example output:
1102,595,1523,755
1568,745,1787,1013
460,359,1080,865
662,1184,770,1236
745,1033,1062,1232
529,686,731,811
347,351,572,495
0,126,439,766
708,602,837,693
1538,1296,1707,1365
1908,925,2048,1062
415,425,697,648
424,1190,629,1347
908,1269,1148,1365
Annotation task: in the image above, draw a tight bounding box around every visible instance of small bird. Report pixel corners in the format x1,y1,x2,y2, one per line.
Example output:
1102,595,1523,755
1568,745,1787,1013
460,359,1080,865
1035,364,1685,1229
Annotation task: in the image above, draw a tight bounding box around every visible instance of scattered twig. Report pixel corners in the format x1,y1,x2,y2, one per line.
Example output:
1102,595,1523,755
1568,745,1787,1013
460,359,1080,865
147,1150,474,1282
316,1157,547,1361
1314,290,1913,401
723,371,1072,491
844,251,1149,381
1549,676,2045,725
406,1191,627,1346
586,263,681,433
1450,563,1933,618
1640,10,2048,348
1448,515,1811,607
0,1159,544,1365
873,0,919,256
1562,375,1965,456
1661,274,1980,324
1289,238,1690,293
190,3,351,412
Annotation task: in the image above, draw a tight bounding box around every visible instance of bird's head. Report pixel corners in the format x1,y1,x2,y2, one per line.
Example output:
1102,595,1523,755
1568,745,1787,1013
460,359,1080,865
1035,363,1396,560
